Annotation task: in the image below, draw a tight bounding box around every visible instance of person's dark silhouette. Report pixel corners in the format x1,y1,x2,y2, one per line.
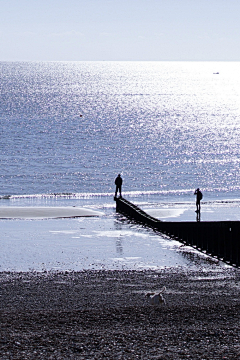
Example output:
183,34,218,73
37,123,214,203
194,188,203,214
115,174,122,198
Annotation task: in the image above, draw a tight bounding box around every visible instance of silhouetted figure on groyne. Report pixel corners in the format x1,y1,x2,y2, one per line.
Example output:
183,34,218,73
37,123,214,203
194,188,203,215
115,174,122,198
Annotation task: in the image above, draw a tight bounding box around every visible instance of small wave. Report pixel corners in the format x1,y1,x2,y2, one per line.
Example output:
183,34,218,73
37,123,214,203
0,195,11,200
1,188,240,205
1,192,114,200
1,189,190,200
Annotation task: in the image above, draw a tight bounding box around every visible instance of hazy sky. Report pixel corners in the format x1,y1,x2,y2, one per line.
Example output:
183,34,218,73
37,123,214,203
0,0,239,61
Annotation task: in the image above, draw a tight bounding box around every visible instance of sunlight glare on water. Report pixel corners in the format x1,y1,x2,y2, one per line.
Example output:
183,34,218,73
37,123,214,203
1,61,240,196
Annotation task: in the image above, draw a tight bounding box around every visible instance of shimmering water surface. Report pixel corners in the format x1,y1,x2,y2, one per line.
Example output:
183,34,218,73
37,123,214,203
1,61,240,271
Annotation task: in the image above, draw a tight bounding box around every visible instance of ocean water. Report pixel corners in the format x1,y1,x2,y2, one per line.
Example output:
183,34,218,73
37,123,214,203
1,61,240,272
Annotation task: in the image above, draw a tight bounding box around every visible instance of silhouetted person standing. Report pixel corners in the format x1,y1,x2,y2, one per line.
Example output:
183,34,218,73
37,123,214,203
194,188,203,213
115,174,122,198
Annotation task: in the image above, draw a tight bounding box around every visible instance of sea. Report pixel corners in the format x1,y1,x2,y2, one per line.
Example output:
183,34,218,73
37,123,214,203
1,61,240,272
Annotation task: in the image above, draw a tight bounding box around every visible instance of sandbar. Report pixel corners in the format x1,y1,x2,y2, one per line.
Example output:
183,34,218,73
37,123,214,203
0,206,104,219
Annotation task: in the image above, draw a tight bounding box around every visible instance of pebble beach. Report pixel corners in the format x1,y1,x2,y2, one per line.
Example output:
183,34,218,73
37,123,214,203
1,268,240,359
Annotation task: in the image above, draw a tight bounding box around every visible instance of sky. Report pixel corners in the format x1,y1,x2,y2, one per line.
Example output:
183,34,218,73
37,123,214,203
0,0,240,61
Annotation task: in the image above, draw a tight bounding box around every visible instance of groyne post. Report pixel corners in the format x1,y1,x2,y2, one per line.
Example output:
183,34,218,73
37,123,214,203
115,197,240,267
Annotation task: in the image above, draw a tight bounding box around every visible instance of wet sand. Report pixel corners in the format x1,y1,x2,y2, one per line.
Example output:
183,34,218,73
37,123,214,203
0,206,104,219
1,268,240,359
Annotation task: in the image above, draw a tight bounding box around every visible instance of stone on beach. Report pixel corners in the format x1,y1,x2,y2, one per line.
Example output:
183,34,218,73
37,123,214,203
1,269,240,359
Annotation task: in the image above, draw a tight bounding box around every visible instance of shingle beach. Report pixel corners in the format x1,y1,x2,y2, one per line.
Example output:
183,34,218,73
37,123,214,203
1,268,240,359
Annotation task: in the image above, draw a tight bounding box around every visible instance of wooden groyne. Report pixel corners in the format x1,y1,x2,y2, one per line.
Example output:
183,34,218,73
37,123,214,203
115,197,240,267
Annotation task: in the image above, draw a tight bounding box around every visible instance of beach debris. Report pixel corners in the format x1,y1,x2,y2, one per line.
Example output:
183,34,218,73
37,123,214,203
146,286,166,305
